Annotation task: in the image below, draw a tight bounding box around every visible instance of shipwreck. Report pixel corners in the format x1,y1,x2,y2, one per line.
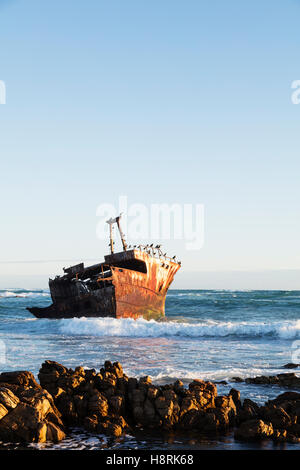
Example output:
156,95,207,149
27,215,181,320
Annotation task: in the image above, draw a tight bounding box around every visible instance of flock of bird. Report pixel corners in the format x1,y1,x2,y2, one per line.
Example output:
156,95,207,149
125,243,181,265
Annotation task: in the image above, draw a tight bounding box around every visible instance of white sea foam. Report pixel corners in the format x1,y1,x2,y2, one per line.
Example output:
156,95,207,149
0,290,50,298
148,366,284,384
59,317,300,339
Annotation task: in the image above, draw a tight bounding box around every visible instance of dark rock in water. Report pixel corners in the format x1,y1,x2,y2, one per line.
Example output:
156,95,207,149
268,391,300,405
244,372,300,388
214,380,228,385
259,404,295,429
232,377,244,383
235,419,273,441
283,363,299,369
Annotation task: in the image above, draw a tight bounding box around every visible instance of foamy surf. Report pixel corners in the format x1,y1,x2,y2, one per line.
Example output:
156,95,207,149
0,290,50,298
59,316,300,339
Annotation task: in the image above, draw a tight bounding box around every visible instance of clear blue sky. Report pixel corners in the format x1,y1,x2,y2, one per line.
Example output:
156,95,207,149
0,0,299,289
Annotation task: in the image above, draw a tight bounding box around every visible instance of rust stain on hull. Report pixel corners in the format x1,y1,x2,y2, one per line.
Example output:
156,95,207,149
111,250,180,319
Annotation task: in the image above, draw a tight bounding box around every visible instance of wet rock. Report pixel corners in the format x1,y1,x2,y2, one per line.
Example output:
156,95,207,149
235,419,274,441
237,399,260,423
0,403,8,420
179,409,202,430
139,376,152,387
155,396,174,419
109,395,124,414
87,391,108,417
269,391,300,405
100,421,122,437
147,385,159,401
232,377,244,383
0,371,40,389
0,387,20,409
283,363,299,369
229,388,241,410
180,396,199,416
259,405,295,429
84,414,98,432
244,373,300,388
0,389,65,443
173,380,184,394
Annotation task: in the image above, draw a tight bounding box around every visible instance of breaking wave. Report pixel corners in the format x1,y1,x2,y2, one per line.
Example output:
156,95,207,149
59,317,300,339
0,290,50,298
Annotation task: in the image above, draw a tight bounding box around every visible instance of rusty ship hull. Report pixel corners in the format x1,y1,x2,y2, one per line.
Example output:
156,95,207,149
27,248,180,320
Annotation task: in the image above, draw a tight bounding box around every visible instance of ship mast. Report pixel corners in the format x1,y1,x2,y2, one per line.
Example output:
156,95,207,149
106,214,127,254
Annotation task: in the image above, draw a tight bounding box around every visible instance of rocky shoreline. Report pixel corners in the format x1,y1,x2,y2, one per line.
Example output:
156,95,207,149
0,361,300,446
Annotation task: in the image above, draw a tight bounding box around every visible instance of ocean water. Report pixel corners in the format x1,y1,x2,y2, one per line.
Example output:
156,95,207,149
0,288,300,450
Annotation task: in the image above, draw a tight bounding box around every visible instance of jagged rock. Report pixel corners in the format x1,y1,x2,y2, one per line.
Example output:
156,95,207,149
179,409,202,429
0,387,20,409
147,386,159,401
235,419,274,441
55,394,78,425
237,401,259,423
139,376,152,387
259,405,295,429
109,395,124,414
0,394,65,443
84,414,98,432
0,371,40,389
87,391,108,416
100,421,122,437
155,396,174,419
0,403,8,420
172,380,184,397
229,388,241,410
180,396,199,416
215,395,237,425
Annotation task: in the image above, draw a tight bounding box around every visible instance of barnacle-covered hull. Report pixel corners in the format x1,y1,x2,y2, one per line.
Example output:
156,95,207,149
27,249,180,320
